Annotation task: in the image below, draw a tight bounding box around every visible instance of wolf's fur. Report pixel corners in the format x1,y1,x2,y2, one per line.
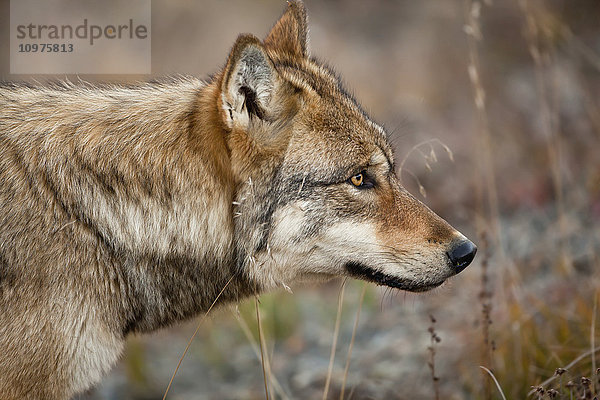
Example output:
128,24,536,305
0,2,474,398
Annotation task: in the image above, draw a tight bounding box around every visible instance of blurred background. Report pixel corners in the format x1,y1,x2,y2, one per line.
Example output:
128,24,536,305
2,0,600,398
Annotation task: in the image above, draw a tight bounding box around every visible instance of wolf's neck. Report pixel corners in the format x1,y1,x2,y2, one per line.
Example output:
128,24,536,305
110,81,261,332
25,78,258,332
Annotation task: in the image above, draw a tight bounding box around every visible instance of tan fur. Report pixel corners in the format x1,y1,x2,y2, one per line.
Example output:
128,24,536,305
0,2,475,398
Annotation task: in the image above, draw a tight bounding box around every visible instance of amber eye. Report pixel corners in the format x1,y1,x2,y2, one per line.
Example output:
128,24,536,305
350,173,364,187
347,170,375,189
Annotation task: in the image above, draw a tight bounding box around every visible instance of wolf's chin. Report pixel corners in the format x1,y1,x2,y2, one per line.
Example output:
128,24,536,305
344,261,446,292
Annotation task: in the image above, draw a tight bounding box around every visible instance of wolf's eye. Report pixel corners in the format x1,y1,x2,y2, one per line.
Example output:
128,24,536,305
350,173,364,187
348,170,374,189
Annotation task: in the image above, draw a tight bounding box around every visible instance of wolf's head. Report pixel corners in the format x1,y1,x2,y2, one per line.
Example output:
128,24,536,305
217,1,476,292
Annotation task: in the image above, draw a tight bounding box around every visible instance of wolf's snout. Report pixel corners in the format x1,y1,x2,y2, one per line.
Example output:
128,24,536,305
447,240,477,273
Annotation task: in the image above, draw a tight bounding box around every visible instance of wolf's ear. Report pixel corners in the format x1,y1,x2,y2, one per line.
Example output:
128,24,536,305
264,0,308,58
220,34,275,130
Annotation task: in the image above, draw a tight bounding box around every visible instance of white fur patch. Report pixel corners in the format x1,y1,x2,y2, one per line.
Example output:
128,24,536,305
84,187,232,261
67,320,123,396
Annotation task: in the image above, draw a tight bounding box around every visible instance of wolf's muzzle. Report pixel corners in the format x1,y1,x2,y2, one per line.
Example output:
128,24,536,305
447,240,477,273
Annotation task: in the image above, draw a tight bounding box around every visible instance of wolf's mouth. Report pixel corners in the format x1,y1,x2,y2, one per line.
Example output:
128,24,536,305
344,261,444,292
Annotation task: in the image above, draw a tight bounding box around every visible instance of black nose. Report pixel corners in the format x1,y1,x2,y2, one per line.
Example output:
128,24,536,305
447,240,477,273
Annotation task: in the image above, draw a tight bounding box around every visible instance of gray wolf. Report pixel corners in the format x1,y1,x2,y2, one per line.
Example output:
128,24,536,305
0,1,476,398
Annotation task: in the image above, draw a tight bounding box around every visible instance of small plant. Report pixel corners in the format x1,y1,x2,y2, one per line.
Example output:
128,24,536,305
478,230,495,399
428,314,442,400
531,385,545,400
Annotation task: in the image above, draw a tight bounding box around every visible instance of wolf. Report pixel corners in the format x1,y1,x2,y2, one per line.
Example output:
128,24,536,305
0,1,476,398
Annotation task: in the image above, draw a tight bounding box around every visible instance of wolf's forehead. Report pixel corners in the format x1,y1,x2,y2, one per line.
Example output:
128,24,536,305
367,121,393,164
277,57,394,165
276,58,340,96
278,58,368,114
284,123,393,179
309,98,393,167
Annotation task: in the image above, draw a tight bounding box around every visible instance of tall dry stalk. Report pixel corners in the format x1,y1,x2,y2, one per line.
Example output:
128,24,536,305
339,284,366,400
163,276,235,400
463,0,501,246
478,232,494,400
427,314,441,400
255,297,271,400
517,0,570,274
480,366,508,400
592,292,598,394
232,307,291,400
322,279,347,400
463,2,497,398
